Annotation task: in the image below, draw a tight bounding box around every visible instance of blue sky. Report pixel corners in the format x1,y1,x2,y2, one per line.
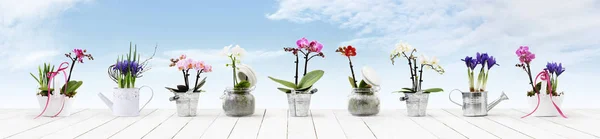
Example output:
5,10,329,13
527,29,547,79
1,0,600,109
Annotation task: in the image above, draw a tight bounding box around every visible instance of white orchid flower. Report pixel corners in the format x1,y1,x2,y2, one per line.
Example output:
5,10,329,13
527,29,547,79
393,42,413,55
419,54,429,64
430,56,439,65
221,45,232,57
231,44,246,59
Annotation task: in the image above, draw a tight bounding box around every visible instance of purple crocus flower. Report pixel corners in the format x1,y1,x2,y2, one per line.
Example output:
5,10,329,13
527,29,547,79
461,56,477,70
487,56,499,69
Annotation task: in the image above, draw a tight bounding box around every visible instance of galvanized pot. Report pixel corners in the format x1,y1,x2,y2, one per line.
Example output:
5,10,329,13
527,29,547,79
399,92,429,117
169,90,200,117
348,88,380,116
449,89,508,117
222,88,255,117
287,90,313,117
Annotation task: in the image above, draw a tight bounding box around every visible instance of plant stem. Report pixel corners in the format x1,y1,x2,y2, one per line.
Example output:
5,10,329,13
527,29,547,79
193,70,203,91
303,52,310,76
348,57,358,87
403,54,416,91
525,64,537,93
181,70,187,88
412,58,418,91
66,59,76,83
232,57,238,86
418,64,424,91
294,54,299,85
469,69,475,92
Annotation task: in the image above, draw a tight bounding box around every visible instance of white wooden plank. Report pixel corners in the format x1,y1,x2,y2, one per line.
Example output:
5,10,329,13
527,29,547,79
171,110,221,139
110,109,176,139
427,109,498,139
502,109,597,138
362,110,437,139
333,110,376,139
484,110,566,139
198,111,239,139
398,109,466,139
515,109,600,137
0,109,85,138
256,109,287,139
7,109,100,139
74,109,156,139
42,110,116,139
572,109,600,120
228,109,266,139
288,110,317,139
444,109,532,138
0,109,29,120
142,115,194,139
310,110,346,139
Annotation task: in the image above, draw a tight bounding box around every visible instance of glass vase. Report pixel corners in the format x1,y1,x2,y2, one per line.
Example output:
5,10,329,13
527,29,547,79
222,88,255,117
348,88,380,116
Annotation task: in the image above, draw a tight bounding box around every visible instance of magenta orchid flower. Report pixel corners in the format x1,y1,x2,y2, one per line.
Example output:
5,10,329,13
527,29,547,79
297,37,309,49
308,40,323,53
516,46,535,64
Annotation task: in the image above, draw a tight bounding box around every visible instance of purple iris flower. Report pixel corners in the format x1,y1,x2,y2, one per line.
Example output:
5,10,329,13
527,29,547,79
545,62,556,74
113,60,143,75
555,63,565,76
476,52,489,65
461,56,477,70
487,56,499,69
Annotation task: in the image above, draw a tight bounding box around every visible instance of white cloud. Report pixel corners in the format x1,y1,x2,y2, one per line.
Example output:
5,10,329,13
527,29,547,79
0,0,90,71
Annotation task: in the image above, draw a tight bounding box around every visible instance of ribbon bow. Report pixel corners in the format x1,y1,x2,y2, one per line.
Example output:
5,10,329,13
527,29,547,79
35,62,70,119
521,69,567,118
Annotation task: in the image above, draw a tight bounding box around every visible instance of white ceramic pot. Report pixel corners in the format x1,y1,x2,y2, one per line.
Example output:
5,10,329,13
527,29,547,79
37,94,74,117
527,93,564,117
98,86,154,117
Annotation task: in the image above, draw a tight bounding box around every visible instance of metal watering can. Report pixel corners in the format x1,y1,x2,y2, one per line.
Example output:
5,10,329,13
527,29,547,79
98,86,154,117
449,89,508,117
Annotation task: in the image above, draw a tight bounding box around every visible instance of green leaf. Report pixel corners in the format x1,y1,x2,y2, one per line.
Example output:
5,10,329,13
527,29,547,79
348,76,356,88
30,73,40,85
392,90,414,93
358,79,372,88
401,88,414,91
298,70,324,90
61,81,83,95
234,81,251,89
423,88,444,93
277,87,292,93
268,76,297,89
194,77,207,91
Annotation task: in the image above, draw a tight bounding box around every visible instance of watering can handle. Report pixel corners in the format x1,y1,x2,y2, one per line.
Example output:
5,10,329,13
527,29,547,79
449,89,463,107
138,85,154,112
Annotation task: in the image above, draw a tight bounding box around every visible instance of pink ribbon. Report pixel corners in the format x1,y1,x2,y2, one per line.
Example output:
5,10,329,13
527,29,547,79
35,62,70,119
521,69,567,118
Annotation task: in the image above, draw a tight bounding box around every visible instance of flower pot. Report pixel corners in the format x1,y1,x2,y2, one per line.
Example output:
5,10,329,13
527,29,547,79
400,92,429,117
222,88,255,117
98,87,154,117
527,94,564,117
287,91,312,117
37,94,74,117
169,90,200,117
348,88,380,116
449,90,509,117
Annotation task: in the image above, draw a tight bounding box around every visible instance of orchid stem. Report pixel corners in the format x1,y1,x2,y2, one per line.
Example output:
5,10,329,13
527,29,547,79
294,54,299,85
348,57,358,87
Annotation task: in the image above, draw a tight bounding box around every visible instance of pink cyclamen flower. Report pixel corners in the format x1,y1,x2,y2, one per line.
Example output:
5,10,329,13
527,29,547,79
516,46,535,64
308,40,323,53
296,37,309,49
194,61,206,71
73,49,85,63
203,65,213,72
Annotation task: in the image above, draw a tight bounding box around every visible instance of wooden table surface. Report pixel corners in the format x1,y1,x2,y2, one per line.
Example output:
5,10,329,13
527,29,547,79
0,109,599,139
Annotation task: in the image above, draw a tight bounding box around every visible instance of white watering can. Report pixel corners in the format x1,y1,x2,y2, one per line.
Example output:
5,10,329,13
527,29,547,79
98,86,154,117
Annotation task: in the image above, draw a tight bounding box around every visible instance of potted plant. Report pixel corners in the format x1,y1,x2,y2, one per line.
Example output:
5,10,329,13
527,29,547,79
268,37,325,117
335,45,381,116
33,49,93,118
390,42,444,117
166,55,213,117
449,53,508,117
99,43,157,117
221,44,257,117
515,46,567,118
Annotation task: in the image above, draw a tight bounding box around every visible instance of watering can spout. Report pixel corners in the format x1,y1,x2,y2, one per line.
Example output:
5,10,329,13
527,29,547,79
487,92,508,112
98,93,113,110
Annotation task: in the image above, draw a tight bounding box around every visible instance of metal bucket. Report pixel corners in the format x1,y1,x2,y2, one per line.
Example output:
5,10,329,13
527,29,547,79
287,92,312,117
400,92,429,117
170,92,200,117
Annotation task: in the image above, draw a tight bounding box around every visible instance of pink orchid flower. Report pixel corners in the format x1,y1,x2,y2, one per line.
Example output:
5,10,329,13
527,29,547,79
203,65,213,72
516,46,535,64
296,37,309,49
194,61,206,71
73,49,85,63
308,40,323,53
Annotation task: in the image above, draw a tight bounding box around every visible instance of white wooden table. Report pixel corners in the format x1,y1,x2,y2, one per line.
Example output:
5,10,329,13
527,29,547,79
1,109,599,139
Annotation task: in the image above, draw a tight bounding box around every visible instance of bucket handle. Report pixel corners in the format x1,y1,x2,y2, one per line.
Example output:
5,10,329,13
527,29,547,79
449,89,463,107
138,85,154,112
